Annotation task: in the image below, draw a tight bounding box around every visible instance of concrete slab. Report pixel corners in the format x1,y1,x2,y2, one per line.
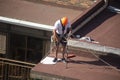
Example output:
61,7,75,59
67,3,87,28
68,39,120,56
31,51,120,80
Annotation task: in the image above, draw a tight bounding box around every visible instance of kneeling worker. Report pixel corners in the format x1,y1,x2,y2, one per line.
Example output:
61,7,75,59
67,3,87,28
52,17,72,62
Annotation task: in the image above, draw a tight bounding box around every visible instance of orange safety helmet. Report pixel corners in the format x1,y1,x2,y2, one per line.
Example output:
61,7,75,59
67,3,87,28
61,17,68,26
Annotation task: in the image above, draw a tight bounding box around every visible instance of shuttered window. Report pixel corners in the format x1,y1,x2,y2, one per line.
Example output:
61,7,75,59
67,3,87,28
0,34,6,54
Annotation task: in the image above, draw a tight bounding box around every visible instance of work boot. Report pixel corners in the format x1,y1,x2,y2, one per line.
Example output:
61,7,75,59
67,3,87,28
53,58,57,62
61,58,66,63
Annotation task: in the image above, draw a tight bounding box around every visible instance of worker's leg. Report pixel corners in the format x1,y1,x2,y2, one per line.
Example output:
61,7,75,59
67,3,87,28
55,45,59,59
53,42,59,62
62,45,66,59
61,37,67,62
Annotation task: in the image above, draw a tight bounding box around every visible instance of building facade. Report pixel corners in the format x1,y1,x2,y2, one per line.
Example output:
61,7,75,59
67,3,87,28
0,21,52,80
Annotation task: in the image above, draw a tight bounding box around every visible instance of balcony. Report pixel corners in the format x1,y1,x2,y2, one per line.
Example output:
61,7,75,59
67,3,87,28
0,58,35,80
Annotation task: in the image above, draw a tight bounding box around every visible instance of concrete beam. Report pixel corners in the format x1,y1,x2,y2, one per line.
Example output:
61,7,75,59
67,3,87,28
68,39,120,56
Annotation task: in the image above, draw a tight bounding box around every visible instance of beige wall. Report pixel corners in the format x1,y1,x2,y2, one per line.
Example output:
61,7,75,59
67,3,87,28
0,34,6,54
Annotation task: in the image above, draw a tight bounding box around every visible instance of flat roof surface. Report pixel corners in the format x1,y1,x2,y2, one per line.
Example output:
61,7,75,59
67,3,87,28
75,3,120,49
32,50,120,80
0,0,84,26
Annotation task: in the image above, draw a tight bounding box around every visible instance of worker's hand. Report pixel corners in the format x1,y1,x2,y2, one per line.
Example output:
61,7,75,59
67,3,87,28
68,33,71,37
67,31,72,39
52,35,59,42
56,37,60,42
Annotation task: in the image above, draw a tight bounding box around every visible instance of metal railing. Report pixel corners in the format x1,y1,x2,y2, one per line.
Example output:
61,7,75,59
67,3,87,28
0,58,35,80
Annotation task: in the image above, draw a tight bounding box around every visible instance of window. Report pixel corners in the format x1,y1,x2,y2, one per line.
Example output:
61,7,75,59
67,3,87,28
10,34,44,63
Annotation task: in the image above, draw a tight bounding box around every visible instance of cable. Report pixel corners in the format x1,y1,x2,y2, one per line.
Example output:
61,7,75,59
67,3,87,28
40,40,55,61
89,50,120,72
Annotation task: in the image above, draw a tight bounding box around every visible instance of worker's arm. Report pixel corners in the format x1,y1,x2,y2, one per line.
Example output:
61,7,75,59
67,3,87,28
69,27,72,34
53,29,59,42
67,26,72,38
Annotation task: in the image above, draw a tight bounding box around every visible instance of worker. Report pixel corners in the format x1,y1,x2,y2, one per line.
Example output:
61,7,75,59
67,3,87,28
52,17,72,62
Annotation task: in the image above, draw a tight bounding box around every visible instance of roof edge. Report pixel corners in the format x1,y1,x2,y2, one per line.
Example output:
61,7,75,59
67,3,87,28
0,16,53,31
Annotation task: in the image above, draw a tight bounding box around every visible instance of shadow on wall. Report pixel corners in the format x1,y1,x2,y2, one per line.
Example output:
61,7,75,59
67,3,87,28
99,53,120,69
109,0,120,8
75,9,117,37
68,52,120,69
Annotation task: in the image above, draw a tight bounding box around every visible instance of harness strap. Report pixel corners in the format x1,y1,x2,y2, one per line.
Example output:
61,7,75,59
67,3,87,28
60,19,65,36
